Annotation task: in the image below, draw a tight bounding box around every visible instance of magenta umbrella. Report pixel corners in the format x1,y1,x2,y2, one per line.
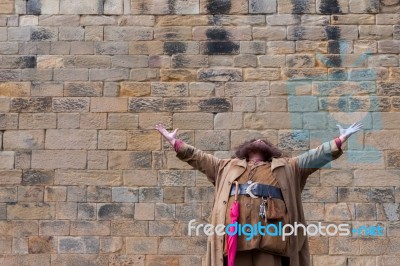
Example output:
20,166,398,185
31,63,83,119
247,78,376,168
227,181,240,266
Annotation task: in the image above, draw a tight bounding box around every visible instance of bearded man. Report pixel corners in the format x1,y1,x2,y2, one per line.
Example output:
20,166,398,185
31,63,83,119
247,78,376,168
156,122,363,266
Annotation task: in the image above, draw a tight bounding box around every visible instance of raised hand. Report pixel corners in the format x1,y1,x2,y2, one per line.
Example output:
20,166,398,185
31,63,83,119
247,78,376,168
336,121,363,142
155,123,178,145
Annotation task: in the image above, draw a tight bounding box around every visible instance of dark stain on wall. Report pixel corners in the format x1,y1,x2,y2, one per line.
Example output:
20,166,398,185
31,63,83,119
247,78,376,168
328,40,341,54
15,56,37,68
324,55,342,67
293,26,305,40
291,0,308,13
164,42,187,55
199,98,231,112
329,69,346,80
319,0,341,14
325,26,342,66
98,204,122,219
206,0,232,15
208,15,223,26
164,33,179,40
164,98,188,111
325,26,341,40
22,169,52,185
168,0,176,14
204,41,239,55
327,44,340,56
31,29,53,41
138,1,148,14
98,0,105,14
206,28,230,40
204,25,238,54
172,54,190,68
27,0,41,15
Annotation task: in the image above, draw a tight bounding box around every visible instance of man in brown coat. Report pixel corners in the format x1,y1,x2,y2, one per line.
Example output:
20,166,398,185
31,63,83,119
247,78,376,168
156,122,363,266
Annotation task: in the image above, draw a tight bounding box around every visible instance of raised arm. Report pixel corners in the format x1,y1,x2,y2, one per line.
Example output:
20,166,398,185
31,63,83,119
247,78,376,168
295,122,363,190
155,124,223,185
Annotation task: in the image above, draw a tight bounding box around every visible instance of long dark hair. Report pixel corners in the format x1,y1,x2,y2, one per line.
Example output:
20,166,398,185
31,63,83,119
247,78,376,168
234,138,286,161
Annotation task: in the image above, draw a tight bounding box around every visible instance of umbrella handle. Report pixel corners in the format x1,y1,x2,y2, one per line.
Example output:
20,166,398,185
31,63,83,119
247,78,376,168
233,181,239,201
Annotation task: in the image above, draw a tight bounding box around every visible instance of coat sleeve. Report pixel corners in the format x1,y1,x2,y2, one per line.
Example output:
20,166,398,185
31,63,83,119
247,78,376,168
293,139,344,191
175,140,225,185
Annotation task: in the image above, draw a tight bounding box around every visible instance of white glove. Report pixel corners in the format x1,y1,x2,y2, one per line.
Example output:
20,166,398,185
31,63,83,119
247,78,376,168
336,122,363,142
155,124,178,146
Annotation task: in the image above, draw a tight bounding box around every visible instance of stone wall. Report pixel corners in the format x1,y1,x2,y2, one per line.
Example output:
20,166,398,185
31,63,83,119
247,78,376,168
0,0,400,265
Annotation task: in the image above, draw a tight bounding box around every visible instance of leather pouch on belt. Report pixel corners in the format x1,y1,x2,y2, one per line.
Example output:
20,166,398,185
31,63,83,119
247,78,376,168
265,197,286,220
259,199,290,256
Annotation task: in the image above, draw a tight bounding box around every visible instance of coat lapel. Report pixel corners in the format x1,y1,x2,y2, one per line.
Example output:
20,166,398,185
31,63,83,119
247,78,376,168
227,159,247,183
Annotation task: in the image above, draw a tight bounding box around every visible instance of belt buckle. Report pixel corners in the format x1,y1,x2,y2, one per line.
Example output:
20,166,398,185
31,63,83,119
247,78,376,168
245,182,259,198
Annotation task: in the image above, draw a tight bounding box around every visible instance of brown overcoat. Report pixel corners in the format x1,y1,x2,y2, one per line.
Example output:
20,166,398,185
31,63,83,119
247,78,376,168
176,139,343,266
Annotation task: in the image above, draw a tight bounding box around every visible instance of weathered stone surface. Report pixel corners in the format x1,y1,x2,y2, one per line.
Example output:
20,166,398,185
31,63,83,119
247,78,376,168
19,113,56,129
0,151,14,170
45,130,97,150
132,0,200,15
0,0,14,14
158,237,207,254
200,41,240,55
122,170,157,187
10,97,52,112
0,0,399,261
97,203,135,220
244,112,302,129
28,236,57,254
128,97,162,112
18,186,43,203
3,130,45,151
199,0,248,15
108,151,152,169
198,68,242,82
160,69,197,82
8,203,55,220
31,150,87,169
349,0,379,13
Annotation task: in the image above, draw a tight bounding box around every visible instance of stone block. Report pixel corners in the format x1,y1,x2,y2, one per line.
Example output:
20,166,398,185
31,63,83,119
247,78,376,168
349,0,379,13
70,221,110,236
123,170,158,186
173,113,213,129
97,203,135,220
95,42,129,55
108,151,152,169
0,152,14,170
87,186,112,202
31,150,86,169
134,203,155,220
112,187,139,203
58,236,99,254
98,130,127,150
108,113,138,129
77,203,96,220
45,129,97,150
132,0,200,15
126,237,157,254
8,202,55,219
214,113,242,129
44,186,67,202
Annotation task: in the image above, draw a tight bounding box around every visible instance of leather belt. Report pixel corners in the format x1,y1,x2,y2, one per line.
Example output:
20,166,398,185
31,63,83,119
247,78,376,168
229,182,283,200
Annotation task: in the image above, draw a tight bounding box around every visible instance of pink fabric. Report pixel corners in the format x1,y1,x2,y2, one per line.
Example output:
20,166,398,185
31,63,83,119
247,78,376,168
174,139,184,152
335,137,342,152
227,201,240,266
